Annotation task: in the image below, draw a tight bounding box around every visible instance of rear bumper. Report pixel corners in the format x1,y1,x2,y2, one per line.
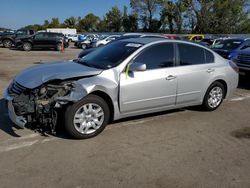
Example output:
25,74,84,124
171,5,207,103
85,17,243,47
3,89,27,128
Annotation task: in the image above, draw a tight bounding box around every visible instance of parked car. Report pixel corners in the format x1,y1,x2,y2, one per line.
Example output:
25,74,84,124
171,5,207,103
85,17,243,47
163,34,181,40
4,38,238,139
74,34,99,49
183,34,205,42
91,35,121,48
15,32,69,51
200,38,214,46
0,29,35,48
65,34,79,42
211,38,250,59
232,48,250,75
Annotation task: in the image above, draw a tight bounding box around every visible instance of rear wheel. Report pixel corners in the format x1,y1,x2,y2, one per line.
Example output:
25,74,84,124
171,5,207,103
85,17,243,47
23,42,32,51
3,39,13,48
202,82,225,111
65,95,110,139
56,43,62,51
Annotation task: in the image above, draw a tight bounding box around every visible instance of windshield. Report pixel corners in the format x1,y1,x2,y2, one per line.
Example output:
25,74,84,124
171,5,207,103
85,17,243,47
78,41,143,69
212,39,243,50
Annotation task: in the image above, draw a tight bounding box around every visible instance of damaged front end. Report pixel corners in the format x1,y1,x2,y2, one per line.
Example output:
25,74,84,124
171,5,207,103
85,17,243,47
5,80,86,133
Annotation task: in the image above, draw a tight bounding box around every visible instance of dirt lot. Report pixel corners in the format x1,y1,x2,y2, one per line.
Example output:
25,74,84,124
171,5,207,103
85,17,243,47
0,46,250,188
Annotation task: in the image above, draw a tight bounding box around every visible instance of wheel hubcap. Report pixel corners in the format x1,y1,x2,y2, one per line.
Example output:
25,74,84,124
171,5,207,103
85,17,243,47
208,86,223,108
4,40,11,47
24,44,30,50
73,103,104,134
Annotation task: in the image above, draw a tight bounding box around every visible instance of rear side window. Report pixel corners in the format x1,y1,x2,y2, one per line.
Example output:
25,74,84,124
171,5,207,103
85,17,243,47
205,50,214,63
178,43,214,66
134,43,174,69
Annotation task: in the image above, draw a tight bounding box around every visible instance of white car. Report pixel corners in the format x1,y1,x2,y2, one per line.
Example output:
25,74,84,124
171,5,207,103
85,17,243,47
94,35,120,47
65,34,79,42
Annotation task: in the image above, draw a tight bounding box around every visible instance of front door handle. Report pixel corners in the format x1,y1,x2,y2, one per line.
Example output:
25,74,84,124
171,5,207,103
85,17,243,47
207,68,215,73
166,75,176,81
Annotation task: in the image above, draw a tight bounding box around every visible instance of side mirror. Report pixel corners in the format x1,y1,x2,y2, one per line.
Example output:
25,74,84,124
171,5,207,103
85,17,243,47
129,62,146,72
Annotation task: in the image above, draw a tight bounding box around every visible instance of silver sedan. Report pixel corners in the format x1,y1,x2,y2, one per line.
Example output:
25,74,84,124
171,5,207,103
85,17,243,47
4,38,239,139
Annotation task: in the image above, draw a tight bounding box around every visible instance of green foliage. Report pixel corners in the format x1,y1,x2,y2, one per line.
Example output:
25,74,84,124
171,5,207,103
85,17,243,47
130,0,162,31
22,0,250,34
63,17,77,28
77,13,100,32
105,6,123,32
48,18,61,28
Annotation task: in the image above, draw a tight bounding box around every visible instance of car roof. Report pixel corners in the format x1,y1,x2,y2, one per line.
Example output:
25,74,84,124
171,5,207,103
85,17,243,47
121,37,168,44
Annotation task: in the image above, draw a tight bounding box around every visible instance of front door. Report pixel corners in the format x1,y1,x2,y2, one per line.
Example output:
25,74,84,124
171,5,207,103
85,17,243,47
119,42,178,113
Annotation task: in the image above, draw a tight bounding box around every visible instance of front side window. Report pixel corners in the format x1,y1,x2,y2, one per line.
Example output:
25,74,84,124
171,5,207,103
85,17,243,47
133,43,175,70
178,43,206,66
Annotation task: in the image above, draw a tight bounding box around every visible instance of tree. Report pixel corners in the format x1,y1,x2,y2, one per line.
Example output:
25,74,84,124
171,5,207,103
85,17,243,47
122,6,139,32
63,16,77,28
43,20,50,28
188,0,250,34
105,6,123,32
130,0,162,31
49,18,61,28
78,13,100,32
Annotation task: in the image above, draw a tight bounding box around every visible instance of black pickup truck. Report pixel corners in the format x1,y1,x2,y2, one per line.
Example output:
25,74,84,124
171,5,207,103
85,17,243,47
0,29,35,48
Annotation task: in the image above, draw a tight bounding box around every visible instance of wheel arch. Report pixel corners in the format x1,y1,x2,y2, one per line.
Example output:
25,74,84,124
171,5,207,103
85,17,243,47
90,90,114,122
203,79,228,101
215,79,228,98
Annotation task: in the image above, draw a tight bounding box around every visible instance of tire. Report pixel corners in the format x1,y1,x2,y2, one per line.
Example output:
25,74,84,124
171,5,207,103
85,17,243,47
23,42,32,51
65,94,110,139
81,43,87,49
56,43,62,51
68,39,72,43
202,81,225,111
3,39,13,48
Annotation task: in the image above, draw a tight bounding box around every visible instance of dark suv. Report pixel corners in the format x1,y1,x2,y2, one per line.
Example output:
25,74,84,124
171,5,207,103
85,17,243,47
15,32,69,51
0,29,35,48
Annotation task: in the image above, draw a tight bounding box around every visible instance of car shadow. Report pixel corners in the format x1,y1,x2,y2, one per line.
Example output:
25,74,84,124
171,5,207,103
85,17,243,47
0,98,22,137
238,75,250,90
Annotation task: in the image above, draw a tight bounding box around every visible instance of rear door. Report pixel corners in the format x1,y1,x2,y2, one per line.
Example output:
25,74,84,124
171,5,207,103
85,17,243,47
175,43,215,105
119,42,178,113
33,33,50,48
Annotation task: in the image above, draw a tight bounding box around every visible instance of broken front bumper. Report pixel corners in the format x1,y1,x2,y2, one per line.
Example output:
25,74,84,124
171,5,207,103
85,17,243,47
3,89,27,128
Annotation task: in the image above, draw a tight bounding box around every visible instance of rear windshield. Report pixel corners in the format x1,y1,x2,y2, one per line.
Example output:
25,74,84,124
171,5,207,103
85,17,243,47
78,41,143,69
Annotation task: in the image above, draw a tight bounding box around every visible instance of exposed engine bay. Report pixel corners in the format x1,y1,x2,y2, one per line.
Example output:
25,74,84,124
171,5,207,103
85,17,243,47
8,80,76,133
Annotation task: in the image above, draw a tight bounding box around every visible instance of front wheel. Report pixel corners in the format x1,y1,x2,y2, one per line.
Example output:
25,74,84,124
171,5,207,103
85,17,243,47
3,39,13,48
202,82,225,111
65,95,110,139
81,43,87,49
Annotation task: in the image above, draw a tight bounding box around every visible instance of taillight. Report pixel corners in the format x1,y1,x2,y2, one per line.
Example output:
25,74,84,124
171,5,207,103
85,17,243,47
229,61,239,73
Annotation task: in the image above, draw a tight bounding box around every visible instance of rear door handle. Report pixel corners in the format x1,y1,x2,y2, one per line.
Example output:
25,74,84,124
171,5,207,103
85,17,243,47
207,68,215,73
166,75,176,81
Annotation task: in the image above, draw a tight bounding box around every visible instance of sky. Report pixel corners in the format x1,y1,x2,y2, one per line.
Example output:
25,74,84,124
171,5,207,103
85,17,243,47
0,0,130,29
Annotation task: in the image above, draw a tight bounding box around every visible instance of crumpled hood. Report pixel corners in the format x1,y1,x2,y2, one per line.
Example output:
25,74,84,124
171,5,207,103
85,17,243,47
15,61,102,89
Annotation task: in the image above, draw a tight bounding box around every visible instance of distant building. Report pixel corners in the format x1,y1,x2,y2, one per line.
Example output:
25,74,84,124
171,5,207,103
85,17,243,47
46,28,77,35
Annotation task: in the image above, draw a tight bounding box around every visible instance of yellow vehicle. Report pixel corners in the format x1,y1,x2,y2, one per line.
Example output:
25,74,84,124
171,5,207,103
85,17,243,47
183,34,205,42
